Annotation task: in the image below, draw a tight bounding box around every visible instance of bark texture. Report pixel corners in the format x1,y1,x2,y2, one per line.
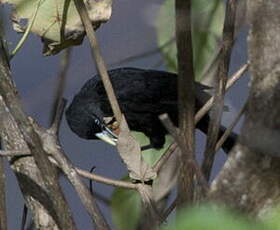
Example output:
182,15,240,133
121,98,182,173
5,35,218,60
0,97,59,230
209,0,280,217
0,41,76,229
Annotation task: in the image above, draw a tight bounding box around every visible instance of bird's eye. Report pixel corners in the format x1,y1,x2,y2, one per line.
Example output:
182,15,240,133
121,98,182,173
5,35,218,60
94,119,100,125
90,114,102,126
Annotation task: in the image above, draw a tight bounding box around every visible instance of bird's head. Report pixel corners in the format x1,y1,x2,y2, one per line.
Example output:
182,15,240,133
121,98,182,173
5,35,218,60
91,114,118,146
65,102,118,146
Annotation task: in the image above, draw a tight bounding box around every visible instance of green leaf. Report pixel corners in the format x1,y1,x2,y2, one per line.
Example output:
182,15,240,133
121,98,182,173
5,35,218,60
161,205,267,230
156,0,224,80
132,131,173,167
111,183,142,230
263,206,280,230
2,0,112,55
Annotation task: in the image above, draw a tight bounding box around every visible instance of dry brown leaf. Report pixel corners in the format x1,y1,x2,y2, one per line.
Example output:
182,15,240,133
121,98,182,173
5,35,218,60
117,115,157,182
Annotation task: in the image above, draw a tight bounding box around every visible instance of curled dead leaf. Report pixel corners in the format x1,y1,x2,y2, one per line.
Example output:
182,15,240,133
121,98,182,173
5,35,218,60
117,115,157,182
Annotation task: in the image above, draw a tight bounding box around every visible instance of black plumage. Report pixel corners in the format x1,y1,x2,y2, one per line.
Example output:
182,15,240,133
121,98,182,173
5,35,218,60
66,67,236,152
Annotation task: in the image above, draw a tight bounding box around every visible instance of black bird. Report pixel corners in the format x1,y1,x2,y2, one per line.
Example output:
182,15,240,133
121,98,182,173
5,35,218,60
66,67,236,152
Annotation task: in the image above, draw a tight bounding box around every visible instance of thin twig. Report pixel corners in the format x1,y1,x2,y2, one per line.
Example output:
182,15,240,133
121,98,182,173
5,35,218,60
76,168,137,190
73,0,122,123
152,142,178,173
0,149,137,190
50,99,67,135
202,0,238,181
10,0,43,59
195,63,248,123
215,102,246,152
162,197,177,221
49,48,71,130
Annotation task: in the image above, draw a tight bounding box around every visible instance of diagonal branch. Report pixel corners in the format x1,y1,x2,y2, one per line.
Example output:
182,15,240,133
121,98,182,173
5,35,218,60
195,63,248,123
45,135,110,230
73,0,122,124
214,102,246,152
49,48,72,131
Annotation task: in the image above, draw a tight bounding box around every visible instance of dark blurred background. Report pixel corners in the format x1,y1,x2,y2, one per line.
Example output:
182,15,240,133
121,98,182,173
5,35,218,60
1,0,248,229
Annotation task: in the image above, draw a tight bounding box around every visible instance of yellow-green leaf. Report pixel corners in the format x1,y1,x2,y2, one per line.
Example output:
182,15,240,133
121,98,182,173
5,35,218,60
2,0,112,55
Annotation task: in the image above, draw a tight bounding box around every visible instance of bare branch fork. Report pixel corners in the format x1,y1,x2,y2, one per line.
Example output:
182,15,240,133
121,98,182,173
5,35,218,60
1,36,110,230
22,99,109,229
0,40,76,230
155,63,248,177
150,74,248,218
157,63,248,215
159,114,209,194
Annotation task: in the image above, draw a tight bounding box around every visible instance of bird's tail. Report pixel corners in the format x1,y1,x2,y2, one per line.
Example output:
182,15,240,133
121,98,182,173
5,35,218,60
196,115,238,154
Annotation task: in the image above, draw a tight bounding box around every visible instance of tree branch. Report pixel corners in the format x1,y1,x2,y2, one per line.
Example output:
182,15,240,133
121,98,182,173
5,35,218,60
73,0,122,124
202,0,238,180
195,63,248,123
49,48,71,130
0,149,138,190
76,168,137,190
42,131,111,230
175,0,196,207
159,114,208,198
0,39,76,230
214,102,246,152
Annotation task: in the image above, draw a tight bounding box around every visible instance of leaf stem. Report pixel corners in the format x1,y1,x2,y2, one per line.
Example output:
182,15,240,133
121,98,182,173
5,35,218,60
10,0,43,59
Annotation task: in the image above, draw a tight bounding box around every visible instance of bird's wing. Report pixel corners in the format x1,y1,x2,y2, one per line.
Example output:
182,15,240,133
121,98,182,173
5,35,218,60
88,68,211,116
114,70,178,115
